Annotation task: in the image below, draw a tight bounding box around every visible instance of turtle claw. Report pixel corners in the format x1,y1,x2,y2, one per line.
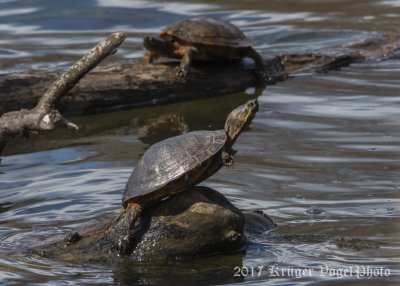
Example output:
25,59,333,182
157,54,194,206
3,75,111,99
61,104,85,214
226,160,234,168
118,235,131,255
63,231,82,246
175,66,187,78
142,51,159,63
222,152,234,168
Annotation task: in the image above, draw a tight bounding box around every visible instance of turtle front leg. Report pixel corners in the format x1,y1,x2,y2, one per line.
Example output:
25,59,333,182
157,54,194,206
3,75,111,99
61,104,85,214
114,202,143,255
247,47,264,77
177,48,193,78
142,51,160,63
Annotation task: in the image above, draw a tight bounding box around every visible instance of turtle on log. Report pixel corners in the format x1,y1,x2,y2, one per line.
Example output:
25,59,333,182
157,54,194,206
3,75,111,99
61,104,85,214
115,99,259,254
142,16,264,77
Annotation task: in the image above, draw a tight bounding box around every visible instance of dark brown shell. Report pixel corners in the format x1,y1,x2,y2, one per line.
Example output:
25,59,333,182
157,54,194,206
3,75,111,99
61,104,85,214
122,130,227,207
160,16,254,48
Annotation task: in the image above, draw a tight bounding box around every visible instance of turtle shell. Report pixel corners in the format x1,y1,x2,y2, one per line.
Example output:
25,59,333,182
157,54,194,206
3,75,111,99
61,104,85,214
160,16,254,48
122,130,227,207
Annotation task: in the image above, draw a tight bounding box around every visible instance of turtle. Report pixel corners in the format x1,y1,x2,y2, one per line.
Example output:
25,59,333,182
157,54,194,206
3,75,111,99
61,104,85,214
115,99,259,253
142,16,264,78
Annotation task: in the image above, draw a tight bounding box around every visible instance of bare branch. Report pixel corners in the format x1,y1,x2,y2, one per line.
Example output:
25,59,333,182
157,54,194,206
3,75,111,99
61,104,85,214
37,31,126,110
0,31,127,153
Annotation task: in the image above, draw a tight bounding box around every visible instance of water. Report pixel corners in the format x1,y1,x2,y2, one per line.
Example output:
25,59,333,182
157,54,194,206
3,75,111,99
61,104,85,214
1,0,400,285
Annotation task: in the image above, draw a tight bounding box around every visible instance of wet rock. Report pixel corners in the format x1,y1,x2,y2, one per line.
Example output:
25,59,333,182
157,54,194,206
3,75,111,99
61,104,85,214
243,210,277,235
275,233,332,243
127,186,246,261
31,187,255,263
268,233,382,251
333,237,381,250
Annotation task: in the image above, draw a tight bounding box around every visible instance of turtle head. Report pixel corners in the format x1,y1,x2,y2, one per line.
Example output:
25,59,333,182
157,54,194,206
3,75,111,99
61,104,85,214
224,99,259,148
143,36,175,56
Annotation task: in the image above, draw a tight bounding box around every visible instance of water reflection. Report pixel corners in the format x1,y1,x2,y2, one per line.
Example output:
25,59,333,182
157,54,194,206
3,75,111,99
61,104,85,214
115,254,245,285
1,0,400,285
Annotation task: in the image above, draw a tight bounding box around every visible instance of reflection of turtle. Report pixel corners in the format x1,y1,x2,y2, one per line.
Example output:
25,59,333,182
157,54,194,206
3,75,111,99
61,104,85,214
116,99,259,253
142,16,264,77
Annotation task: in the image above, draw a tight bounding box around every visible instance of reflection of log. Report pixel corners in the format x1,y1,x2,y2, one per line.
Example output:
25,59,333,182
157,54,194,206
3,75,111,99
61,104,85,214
0,52,363,116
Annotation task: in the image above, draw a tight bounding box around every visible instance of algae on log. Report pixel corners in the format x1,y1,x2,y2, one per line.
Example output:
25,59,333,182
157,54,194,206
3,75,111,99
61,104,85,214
30,187,276,263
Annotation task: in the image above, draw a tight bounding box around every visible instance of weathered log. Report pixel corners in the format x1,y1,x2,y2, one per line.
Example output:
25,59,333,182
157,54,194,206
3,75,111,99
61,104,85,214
0,57,284,116
0,50,369,117
30,187,277,263
2,35,400,118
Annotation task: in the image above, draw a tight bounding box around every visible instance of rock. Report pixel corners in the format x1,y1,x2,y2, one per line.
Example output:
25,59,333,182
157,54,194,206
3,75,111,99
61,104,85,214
127,186,246,261
243,210,277,236
306,206,324,215
31,187,273,263
333,237,381,250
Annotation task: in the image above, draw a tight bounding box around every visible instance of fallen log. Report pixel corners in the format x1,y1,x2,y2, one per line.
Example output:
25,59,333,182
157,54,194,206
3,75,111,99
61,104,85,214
1,35,400,118
0,57,284,116
1,49,374,117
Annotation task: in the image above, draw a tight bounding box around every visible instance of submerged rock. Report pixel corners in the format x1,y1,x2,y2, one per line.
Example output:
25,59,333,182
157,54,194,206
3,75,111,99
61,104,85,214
306,206,324,215
31,187,276,263
333,237,381,250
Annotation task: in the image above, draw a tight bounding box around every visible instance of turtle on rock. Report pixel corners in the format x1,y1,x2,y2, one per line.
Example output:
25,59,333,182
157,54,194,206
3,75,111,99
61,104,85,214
115,99,259,254
142,16,264,78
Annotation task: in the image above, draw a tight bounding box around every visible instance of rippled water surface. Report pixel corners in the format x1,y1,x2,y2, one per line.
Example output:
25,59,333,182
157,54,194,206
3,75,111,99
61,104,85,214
1,0,400,285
